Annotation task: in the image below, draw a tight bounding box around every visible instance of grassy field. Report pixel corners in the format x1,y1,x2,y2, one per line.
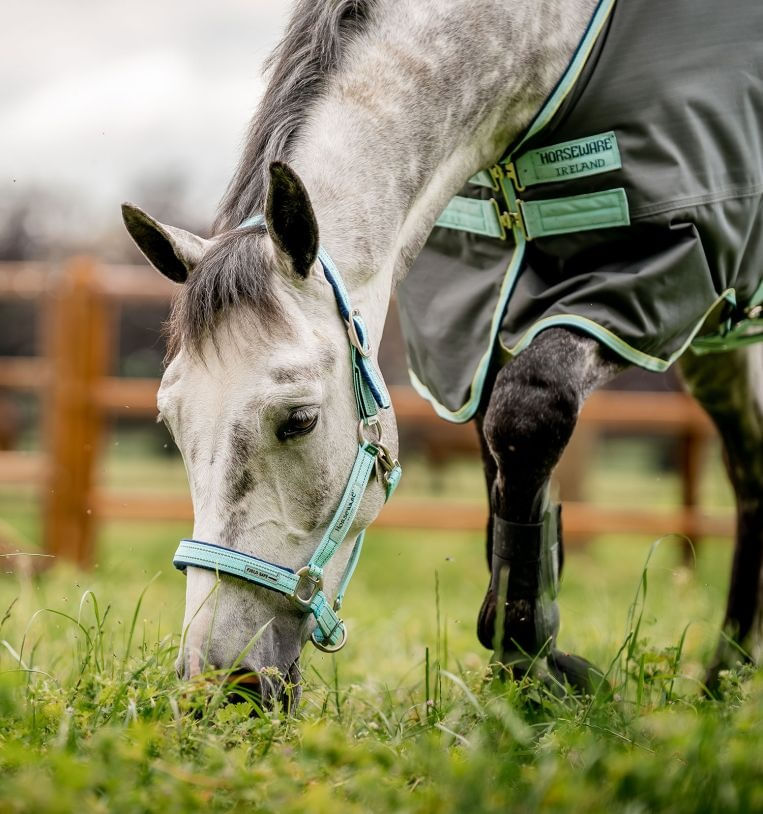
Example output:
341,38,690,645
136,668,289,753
0,445,761,813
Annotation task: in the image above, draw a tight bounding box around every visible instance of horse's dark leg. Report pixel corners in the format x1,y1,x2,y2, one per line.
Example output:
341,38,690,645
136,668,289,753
679,345,763,691
476,328,624,684
474,412,498,572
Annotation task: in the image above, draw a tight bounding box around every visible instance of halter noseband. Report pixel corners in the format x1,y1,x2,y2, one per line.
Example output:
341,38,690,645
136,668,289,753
172,215,402,653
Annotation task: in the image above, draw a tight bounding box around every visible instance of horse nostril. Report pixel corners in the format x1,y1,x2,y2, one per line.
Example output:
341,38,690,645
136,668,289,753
224,670,262,704
226,670,261,687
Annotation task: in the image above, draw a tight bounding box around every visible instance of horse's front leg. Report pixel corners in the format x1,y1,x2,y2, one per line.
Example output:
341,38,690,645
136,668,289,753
476,328,623,686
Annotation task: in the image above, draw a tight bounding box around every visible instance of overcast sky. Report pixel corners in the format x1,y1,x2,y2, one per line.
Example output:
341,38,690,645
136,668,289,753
2,1,291,243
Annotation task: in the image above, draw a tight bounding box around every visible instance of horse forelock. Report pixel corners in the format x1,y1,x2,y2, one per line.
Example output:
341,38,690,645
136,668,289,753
166,224,284,359
213,0,379,233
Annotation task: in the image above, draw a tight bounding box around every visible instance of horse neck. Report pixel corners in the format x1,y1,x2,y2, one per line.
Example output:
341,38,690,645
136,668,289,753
289,0,597,347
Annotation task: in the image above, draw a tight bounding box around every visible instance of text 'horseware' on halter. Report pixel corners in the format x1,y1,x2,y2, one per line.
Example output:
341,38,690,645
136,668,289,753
172,214,402,652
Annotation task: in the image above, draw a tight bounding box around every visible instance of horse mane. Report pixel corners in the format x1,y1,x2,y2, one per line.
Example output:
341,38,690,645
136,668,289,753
168,0,377,356
213,0,378,233
166,222,279,358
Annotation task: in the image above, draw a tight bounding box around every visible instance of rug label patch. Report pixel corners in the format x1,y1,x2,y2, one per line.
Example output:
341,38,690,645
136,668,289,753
512,131,621,187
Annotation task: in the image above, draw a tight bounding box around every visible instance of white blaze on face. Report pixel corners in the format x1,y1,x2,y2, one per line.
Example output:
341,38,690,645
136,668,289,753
160,283,395,683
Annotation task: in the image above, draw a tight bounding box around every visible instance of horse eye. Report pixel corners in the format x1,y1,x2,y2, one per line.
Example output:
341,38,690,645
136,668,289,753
277,407,319,441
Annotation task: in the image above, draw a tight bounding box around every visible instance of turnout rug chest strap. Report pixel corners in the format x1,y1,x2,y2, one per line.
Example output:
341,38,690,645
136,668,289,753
439,131,629,242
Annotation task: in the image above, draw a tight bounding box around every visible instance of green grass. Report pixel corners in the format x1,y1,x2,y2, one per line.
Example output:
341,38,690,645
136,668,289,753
1,516,761,813
0,439,759,813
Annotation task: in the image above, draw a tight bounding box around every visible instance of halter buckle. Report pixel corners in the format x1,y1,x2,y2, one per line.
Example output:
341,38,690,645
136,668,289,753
357,417,382,445
290,566,323,610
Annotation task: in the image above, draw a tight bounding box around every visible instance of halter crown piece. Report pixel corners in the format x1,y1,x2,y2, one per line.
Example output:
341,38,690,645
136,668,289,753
172,215,402,652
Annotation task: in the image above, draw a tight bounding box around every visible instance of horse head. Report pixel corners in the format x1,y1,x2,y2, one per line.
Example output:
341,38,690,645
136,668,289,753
122,162,399,706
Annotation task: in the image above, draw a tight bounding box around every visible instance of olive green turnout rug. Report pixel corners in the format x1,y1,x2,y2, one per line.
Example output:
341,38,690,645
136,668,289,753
399,0,763,421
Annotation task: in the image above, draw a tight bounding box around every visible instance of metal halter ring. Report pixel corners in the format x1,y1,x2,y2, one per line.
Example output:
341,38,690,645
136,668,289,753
358,419,398,469
290,566,323,611
357,417,383,445
346,309,371,358
311,623,348,653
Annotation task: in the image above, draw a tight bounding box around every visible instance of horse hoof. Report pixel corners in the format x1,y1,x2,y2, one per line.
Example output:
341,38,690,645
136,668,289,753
702,656,753,699
488,649,608,700
548,649,610,697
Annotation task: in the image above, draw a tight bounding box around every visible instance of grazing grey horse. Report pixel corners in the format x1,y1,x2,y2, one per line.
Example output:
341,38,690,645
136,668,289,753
122,0,762,704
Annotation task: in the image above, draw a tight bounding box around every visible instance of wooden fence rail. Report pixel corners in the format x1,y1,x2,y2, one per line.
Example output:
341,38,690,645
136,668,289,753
0,258,732,567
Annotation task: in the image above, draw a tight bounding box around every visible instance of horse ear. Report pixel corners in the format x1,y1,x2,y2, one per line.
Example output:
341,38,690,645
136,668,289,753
265,162,319,279
121,203,210,283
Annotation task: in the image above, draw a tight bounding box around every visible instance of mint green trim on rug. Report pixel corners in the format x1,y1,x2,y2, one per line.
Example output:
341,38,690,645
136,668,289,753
409,284,759,421
497,289,737,372
508,0,618,160
408,236,527,423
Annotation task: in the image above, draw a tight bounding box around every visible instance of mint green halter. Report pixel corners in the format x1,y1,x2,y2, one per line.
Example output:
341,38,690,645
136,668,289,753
173,216,402,652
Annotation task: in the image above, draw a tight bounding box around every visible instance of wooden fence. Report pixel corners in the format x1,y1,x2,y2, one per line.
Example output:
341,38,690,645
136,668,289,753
0,259,732,567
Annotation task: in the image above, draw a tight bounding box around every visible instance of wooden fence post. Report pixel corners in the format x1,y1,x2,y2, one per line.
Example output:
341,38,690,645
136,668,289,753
42,258,109,566
679,430,706,566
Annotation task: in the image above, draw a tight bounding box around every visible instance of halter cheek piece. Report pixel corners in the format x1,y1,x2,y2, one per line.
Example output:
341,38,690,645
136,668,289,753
172,215,402,653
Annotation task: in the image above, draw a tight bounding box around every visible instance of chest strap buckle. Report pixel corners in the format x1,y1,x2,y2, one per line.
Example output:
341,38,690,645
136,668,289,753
498,202,529,241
